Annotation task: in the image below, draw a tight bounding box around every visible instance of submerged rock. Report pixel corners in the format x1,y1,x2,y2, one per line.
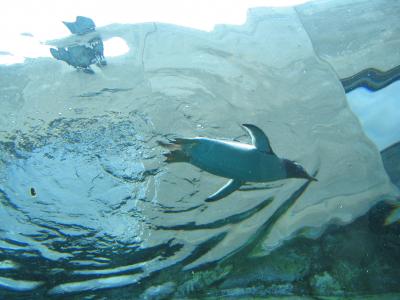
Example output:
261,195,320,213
221,240,318,290
176,265,233,297
140,282,176,300
205,284,294,298
310,272,343,296
319,201,400,295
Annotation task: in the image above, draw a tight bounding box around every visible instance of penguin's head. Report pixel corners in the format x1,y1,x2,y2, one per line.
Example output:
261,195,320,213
283,159,317,182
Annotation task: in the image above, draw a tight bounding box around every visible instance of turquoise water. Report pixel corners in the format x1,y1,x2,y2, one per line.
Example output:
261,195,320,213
1,1,400,299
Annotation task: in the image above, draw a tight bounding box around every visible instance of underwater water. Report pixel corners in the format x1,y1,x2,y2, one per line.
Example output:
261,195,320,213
1,0,400,299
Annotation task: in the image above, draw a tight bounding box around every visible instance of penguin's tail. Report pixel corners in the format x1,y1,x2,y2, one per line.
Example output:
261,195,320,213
157,138,193,163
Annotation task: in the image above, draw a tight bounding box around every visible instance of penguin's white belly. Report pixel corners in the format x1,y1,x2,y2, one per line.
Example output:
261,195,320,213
188,138,286,182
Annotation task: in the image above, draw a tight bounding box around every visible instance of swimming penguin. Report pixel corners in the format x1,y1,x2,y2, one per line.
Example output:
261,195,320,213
159,124,317,202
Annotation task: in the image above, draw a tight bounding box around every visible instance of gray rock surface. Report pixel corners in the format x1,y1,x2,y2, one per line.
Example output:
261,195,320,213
296,0,400,78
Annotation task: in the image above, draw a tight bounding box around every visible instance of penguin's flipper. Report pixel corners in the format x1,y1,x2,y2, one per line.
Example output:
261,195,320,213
242,124,274,154
206,179,243,202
